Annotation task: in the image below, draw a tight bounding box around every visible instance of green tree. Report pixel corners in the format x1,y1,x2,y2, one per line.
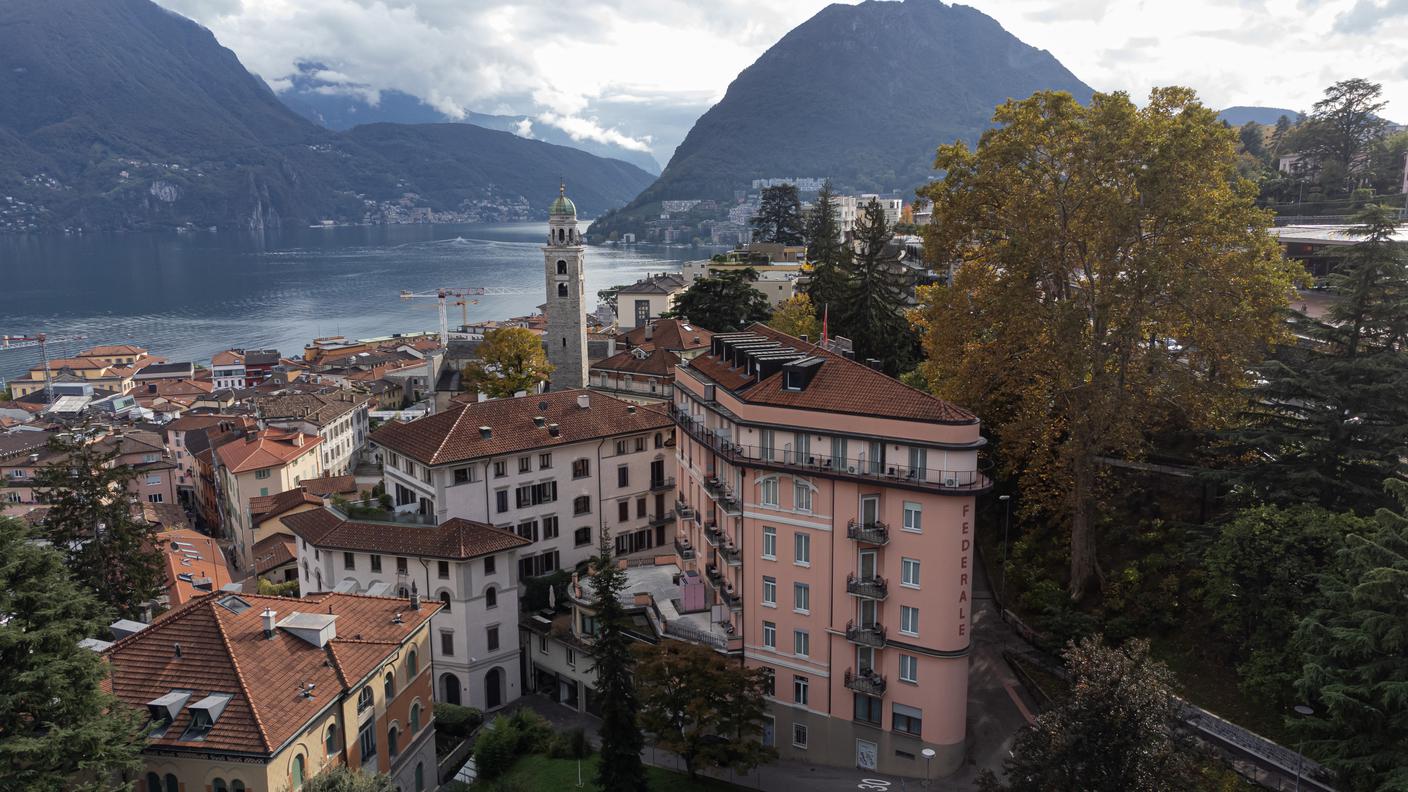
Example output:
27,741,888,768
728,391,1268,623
587,534,647,792
298,766,396,792
1294,479,1408,792
463,327,554,398
1201,504,1368,706
836,197,916,374
981,636,1190,792
1239,121,1267,161
1227,205,1408,513
1295,78,1389,194
36,430,166,619
767,293,820,341
0,517,147,790
803,181,851,315
915,87,1296,599
667,268,771,332
634,641,776,780
750,185,804,245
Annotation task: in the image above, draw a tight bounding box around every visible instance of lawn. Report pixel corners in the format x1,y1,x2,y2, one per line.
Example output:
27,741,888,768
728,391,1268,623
472,753,745,791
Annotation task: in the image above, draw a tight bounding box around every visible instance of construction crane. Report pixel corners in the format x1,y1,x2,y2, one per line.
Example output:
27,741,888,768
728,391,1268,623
0,333,89,405
398,287,536,348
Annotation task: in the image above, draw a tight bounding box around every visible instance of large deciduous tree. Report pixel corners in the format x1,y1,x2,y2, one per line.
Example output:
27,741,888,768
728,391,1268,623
463,326,554,398
587,535,648,792
751,184,804,245
634,641,776,780
1293,479,1408,792
914,88,1296,599
0,517,147,790
836,197,917,374
37,430,166,619
667,268,772,332
1226,205,1408,514
767,293,821,341
981,636,1189,792
1294,78,1389,195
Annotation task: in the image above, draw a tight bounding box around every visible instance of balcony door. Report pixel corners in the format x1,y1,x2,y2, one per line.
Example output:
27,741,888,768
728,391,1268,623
859,598,877,627
860,495,879,526
856,645,875,673
858,550,877,580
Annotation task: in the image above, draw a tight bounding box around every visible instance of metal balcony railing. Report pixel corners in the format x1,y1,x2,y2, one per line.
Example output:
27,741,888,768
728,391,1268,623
846,573,888,600
674,537,695,561
845,620,886,647
844,668,887,696
846,519,890,545
650,476,676,492
720,543,741,566
704,523,724,548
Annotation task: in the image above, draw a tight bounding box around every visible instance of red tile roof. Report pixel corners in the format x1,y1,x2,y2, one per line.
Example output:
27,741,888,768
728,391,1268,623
157,528,234,606
374,388,671,466
104,592,438,756
215,428,321,474
252,533,297,576
301,474,359,497
249,488,324,526
591,347,680,377
619,319,713,353
688,324,978,424
211,350,244,366
80,344,147,357
283,508,532,560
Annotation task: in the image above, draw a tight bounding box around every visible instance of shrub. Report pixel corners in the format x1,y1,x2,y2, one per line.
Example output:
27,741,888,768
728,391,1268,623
472,717,521,780
506,707,552,754
434,703,483,739
546,727,591,759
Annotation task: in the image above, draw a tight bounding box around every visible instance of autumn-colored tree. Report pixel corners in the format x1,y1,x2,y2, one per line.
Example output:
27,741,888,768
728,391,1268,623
634,641,776,780
915,88,1297,599
767,294,820,341
463,327,554,398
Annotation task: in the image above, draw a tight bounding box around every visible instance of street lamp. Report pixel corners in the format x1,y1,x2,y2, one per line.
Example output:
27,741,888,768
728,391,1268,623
1293,704,1314,792
998,495,1012,609
921,747,936,787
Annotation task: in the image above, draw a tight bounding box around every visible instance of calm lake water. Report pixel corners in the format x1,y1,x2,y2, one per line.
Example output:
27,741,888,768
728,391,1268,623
0,223,709,381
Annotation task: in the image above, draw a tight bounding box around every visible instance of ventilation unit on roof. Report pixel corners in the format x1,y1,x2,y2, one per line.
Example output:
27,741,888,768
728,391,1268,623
276,612,338,647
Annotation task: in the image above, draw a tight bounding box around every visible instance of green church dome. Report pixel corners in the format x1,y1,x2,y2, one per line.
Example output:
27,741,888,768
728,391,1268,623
550,182,576,216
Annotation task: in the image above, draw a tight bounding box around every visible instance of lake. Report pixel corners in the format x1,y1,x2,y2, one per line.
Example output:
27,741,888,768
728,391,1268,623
0,223,710,382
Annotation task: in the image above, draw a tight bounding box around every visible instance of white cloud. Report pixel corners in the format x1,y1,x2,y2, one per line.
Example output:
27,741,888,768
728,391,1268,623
513,118,535,138
536,112,653,152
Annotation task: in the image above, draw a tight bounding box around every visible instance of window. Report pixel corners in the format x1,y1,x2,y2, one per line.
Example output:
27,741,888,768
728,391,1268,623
574,526,592,546
542,515,559,539
794,480,813,513
617,465,629,488
573,495,591,515
384,672,395,700
558,282,569,297
439,591,452,611
618,500,630,522
415,762,425,792
326,724,339,755
146,473,161,486
760,429,775,460
410,702,421,734
557,259,568,274
513,456,528,474
485,586,497,608
567,647,576,667
146,493,164,503
291,755,305,789
484,555,496,575
899,654,918,684
357,687,374,712
901,557,921,588
487,625,500,652
903,502,922,533
636,497,646,518
762,526,776,559
370,554,382,573
831,436,849,468
762,576,776,607
343,552,356,570
615,439,628,455
855,693,883,725
572,459,590,478
359,722,377,762
900,606,919,636
493,460,508,478
793,582,810,613
760,477,778,507
635,436,646,452
515,482,558,508
453,467,470,485
539,634,549,654
539,453,552,469
440,631,454,656
397,557,408,574
893,704,923,736
407,648,418,677
762,621,776,649
793,629,810,657
794,532,810,565
795,433,811,463
255,469,271,480
793,675,809,705
908,446,928,480
793,723,808,748
215,778,228,792
496,490,509,513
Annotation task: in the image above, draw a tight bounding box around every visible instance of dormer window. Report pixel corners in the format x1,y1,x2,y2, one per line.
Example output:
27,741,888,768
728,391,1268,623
146,690,192,736
180,693,233,741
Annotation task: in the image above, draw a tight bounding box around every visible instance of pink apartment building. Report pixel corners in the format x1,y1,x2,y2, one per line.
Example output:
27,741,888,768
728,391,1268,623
670,325,988,778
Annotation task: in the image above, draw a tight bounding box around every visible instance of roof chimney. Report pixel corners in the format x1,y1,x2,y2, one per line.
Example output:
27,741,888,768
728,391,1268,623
548,423,560,437
533,416,546,428
261,608,277,639
479,426,492,439
866,358,882,370
410,581,421,611
626,405,637,414
577,393,590,409
644,323,654,341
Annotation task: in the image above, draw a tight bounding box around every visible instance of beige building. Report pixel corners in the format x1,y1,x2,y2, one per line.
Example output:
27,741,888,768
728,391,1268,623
613,273,687,330
216,428,323,571
104,591,441,792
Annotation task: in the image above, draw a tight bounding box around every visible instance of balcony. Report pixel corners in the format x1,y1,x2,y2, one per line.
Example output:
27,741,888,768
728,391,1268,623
706,563,723,584
669,404,991,495
704,522,724,548
719,542,741,566
719,583,743,611
675,499,696,521
648,512,674,529
650,476,676,492
846,519,890,546
844,668,887,696
674,537,695,561
845,620,886,648
702,475,742,515
846,573,888,600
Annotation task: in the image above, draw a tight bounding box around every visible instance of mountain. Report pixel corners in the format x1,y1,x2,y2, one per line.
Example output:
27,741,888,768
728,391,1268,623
0,0,654,234
590,0,1092,239
275,64,662,174
1218,106,1302,126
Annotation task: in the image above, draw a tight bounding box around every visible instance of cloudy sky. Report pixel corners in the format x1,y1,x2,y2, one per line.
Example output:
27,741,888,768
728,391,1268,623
154,0,1408,165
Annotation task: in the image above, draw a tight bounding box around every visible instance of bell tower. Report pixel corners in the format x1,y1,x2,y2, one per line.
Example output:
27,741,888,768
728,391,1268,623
543,182,588,390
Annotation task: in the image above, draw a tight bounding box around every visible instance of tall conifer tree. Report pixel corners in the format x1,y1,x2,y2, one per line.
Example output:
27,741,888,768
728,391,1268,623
587,534,647,792
751,185,804,245
804,181,851,318
836,198,916,373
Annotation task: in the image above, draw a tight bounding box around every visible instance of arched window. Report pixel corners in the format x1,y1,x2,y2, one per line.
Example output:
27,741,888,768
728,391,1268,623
655,432,663,448
232,783,246,792
165,773,179,792
214,780,228,792
358,686,374,712
291,755,305,789
557,282,568,298
415,762,425,792
484,586,497,609
407,648,418,677
326,723,339,755
558,228,565,243
384,672,395,701
315,570,322,590
145,772,160,792
388,725,400,757
557,259,567,275
439,591,451,612
410,702,421,734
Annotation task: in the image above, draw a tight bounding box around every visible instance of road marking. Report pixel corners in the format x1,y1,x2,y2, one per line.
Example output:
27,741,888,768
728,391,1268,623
1004,679,1038,725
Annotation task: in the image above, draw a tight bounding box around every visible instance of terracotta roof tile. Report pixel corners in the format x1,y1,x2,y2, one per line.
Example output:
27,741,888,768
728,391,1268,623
374,389,671,466
80,344,148,357
252,533,297,576
283,508,531,560
591,347,680,377
157,528,234,606
619,319,713,353
215,428,321,474
249,488,324,525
